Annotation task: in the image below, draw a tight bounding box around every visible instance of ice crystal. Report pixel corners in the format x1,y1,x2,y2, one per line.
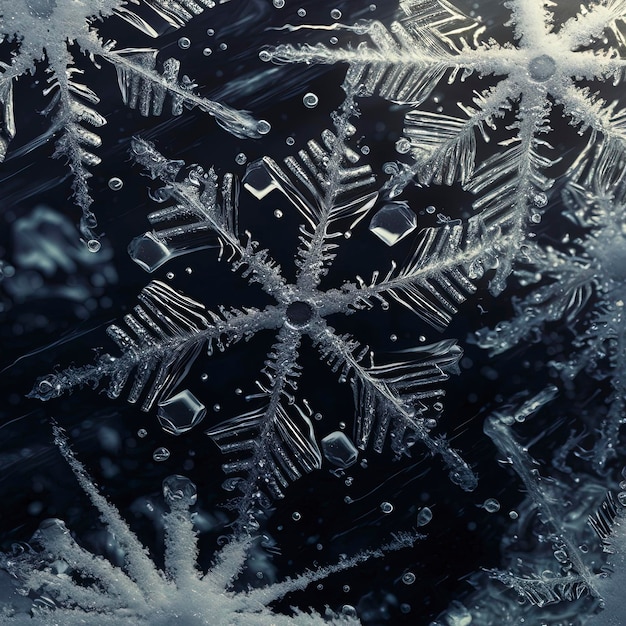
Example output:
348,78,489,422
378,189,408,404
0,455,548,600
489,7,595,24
265,0,626,292
0,0,263,246
28,79,502,524
475,175,626,470
0,425,415,625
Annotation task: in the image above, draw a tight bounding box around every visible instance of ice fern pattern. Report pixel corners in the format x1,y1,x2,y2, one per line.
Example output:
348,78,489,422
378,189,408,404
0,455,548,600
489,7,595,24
0,0,263,247
28,80,499,525
0,425,415,625
265,0,626,292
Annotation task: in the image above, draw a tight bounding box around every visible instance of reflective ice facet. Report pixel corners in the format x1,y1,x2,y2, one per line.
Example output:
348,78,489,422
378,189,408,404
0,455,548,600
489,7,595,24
128,232,174,273
243,159,278,199
157,390,206,435
369,202,417,246
321,431,358,468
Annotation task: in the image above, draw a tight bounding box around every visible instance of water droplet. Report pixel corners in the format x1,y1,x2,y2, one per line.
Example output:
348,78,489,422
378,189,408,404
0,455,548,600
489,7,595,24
258,50,271,62
273,0,285,6
297,8,306,16
417,507,432,526
342,585,351,593
256,120,271,135
213,403,221,412
425,205,436,214
153,447,170,462
163,475,197,506
235,387,243,395
286,136,295,145
108,177,123,191
200,373,208,381
509,510,519,519
206,28,215,36
87,239,101,253
157,389,206,435
341,605,357,617
274,209,283,218
321,431,358,468
402,571,416,585
178,37,191,50
137,428,147,438
330,8,342,19
380,501,393,514
292,511,301,521
235,152,247,165
219,42,227,51
483,498,500,513
202,47,212,56
303,92,319,109
433,402,443,411
390,334,397,342
618,491,626,506
166,271,174,280
185,266,193,274
330,36,338,44
361,145,370,155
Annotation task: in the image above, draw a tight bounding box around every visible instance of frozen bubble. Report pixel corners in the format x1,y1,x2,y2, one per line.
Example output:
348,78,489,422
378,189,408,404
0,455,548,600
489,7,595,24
303,92,319,109
206,28,214,36
395,138,411,154
274,209,283,218
178,37,191,50
235,152,247,165
137,428,147,438
331,8,342,19
417,506,432,526
163,475,197,506
157,389,206,435
202,47,212,56
297,8,306,16
369,202,417,246
292,511,301,521
321,431,358,468
341,605,357,618
128,232,175,273
285,136,295,145
259,50,271,62
153,447,170,462
219,42,227,51
108,177,123,191
402,572,416,585
273,0,285,6
87,239,101,253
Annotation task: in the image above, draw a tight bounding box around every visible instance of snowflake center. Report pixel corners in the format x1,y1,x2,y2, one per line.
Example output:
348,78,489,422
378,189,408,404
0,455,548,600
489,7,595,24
285,300,314,329
528,54,557,82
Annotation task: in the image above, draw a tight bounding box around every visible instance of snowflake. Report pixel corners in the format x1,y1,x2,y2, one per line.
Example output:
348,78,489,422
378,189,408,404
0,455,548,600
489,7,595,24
29,80,500,523
0,0,264,247
475,173,626,470
0,425,415,625
264,0,626,293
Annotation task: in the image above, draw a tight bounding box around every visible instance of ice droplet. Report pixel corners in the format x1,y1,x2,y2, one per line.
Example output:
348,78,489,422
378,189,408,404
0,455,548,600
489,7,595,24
369,202,417,246
163,475,197,506
402,572,416,585
417,506,433,526
321,431,358,468
178,37,191,50
380,501,393,514
483,498,500,513
157,389,206,435
108,177,123,191
153,447,170,462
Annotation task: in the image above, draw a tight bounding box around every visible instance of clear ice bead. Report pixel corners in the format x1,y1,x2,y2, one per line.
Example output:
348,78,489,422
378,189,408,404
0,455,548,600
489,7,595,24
321,431,358,468
157,390,206,435
369,202,417,246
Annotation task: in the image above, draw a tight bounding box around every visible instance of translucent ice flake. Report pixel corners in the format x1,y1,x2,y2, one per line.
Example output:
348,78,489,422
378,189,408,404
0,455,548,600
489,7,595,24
368,202,417,246
128,232,175,272
321,431,358,468
157,390,206,435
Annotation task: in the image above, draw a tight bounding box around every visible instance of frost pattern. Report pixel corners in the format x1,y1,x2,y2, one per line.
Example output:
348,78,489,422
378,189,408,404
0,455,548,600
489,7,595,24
265,0,626,292
27,80,502,524
0,425,414,625
0,0,263,246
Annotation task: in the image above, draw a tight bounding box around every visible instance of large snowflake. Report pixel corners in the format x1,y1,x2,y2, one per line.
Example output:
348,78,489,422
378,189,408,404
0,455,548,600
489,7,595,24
265,0,626,292
30,81,499,522
0,0,263,247
0,425,414,624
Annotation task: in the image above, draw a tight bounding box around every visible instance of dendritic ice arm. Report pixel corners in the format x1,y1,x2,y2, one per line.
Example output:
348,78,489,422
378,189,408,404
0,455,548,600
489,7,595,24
0,0,263,246
2,425,404,624
484,387,601,606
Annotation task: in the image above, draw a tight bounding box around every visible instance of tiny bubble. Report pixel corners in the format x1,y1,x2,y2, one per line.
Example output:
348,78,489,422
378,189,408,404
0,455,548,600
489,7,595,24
344,230,352,239
166,272,175,280
402,572,416,585
330,36,338,44
426,205,436,214
137,428,147,438
259,50,271,62
185,267,193,274
256,120,271,135
108,177,123,191
417,506,432,526
360,145,370,155
483,498,500,513
509,510,519,519
235,153,247,165
87,239,101,253
390,334,397,341
380,501,393,514
297,8,306,17
292,511,301,521
341,605,356,617
235,387,243,395
201,373,208,381
206,28,215,36
274,209,283,218
178,37,191,50
342,585,351,594
153,447,170,462
273,0,285,6
395,138,410,154
219,42,227,51
330,8,342,19
213,403,221,412
303,92,319,108
202,47,212,56
286,136,295,145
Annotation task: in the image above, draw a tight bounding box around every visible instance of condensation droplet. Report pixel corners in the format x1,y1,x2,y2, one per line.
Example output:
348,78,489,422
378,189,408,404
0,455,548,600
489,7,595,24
273,0,285,6
137,428,147,438
303,92,319,109
297,8,306,17
292,511,301,521
213,403,221,412
206,28,214,36
166,271,174,280
108,177,123,191
380,501,393,514
202,47,212,56
286,136,295,145
330,36,338,44
185,267,193,274
509,510,519,519
274,209,283,218
219,42,227,51
235,152,247,165
402,572,416,585
341,604,357,617
178,37,191,50
342,585,351,593
330,8,342,19
153,447,170,462
390,334,397,342
425,205,436,214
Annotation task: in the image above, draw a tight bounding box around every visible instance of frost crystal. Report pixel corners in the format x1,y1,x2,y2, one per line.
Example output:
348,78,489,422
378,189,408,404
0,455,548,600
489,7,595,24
266,0,626,291
0,426,413,625
29,80,501,523
0,0,263,245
